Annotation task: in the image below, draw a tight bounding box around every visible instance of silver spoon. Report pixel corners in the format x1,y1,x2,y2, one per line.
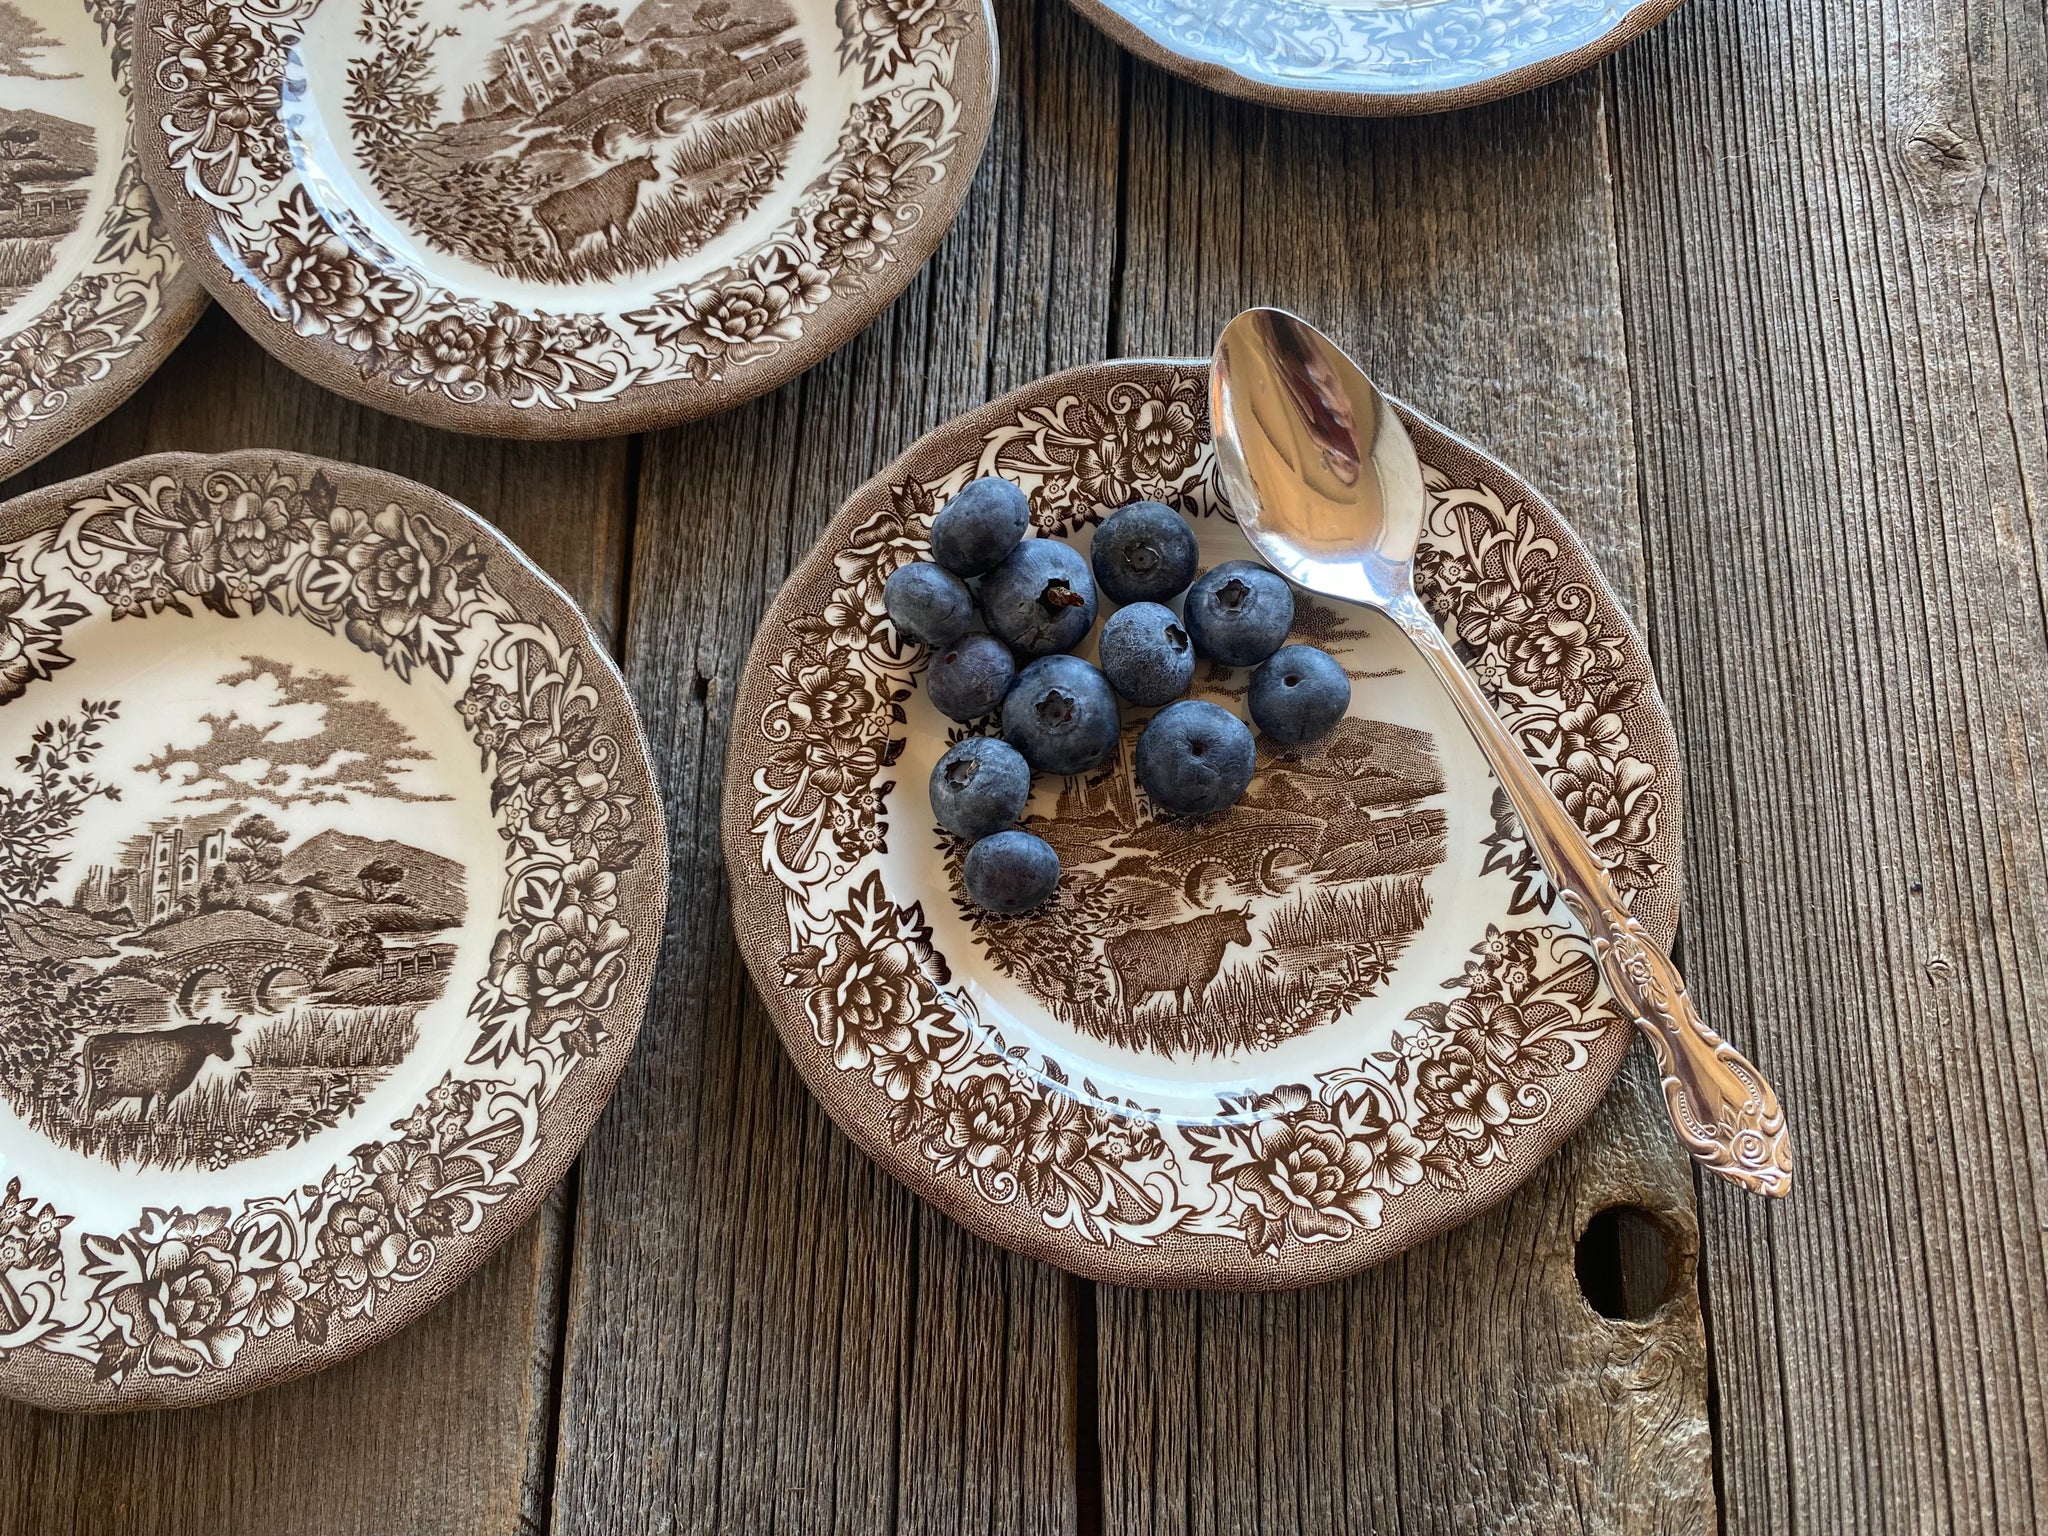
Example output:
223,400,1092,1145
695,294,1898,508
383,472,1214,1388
1209,308,1792,1198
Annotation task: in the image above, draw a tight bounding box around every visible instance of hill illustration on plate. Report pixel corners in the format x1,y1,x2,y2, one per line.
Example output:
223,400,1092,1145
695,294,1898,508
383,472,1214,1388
346,0,809,284
941,713,1452,1058
0,659,472,1172
0,0,99,311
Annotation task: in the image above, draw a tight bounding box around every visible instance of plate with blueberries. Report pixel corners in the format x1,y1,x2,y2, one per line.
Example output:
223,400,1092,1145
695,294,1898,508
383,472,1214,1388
723,360,1687,1288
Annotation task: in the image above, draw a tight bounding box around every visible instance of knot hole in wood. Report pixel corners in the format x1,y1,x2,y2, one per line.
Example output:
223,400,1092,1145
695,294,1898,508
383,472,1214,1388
1573,1202,1694,1323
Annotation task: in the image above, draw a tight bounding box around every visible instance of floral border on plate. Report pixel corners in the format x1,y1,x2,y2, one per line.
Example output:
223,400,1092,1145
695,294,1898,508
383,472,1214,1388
0,452,666,1408
722,360,1684,1289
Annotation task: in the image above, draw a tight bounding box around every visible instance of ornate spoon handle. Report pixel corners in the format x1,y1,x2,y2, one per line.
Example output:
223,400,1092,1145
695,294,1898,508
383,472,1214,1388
1388,592,1793,1197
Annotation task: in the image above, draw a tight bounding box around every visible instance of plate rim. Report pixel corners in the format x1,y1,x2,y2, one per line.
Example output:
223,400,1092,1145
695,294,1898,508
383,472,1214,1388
0,0,209,483
0,448,669,1409
721,356,1684,1290
1060,0,1686,117
127,0,999,439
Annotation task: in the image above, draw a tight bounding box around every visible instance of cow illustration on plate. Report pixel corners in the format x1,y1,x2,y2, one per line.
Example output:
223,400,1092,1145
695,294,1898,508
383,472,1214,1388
0,655,469,1172
941,708,1450,1058
346,0,811,285
0,452,667,1411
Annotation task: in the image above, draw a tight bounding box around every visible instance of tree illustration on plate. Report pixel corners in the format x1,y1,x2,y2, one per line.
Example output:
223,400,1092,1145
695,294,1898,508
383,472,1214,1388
0,702,120,915
226,813,287,885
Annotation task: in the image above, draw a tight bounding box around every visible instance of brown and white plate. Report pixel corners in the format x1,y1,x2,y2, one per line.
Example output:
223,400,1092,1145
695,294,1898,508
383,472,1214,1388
128,0,995,437
0,452,665,1409
0,0,206,482
724,360,1683,1289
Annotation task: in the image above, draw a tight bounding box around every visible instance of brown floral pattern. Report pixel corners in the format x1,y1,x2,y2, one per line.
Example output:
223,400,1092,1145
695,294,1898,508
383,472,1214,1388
139,0,989,424
154,2,284,192
1188,920,1621,1254
0,458,660,1400
782,873,957,1112
0,1179,68,1341
729,363,1683,1280
0,570,89,706
62,464,490,682
1415,480,1667,907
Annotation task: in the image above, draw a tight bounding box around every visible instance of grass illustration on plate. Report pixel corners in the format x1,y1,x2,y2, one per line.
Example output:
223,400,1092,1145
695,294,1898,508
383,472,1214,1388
0,235,57,298
243,1004,421,1071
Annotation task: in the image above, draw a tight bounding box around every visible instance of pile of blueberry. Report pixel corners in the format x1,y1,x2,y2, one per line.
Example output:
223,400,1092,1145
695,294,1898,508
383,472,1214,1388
885,477,1353,915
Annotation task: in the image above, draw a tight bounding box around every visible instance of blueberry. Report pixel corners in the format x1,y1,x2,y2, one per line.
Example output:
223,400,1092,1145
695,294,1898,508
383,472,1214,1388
980,539,1098,658
1135,699,1256,816
1098,601,1195,707
1001,654,1121,775
930,737,1032,841
931,476,1031,577
884,561,974,647
1249,645,1351,746
1090,500,1199,604
1183,560,1294,668
964,829,1061,914
926,632,1016,722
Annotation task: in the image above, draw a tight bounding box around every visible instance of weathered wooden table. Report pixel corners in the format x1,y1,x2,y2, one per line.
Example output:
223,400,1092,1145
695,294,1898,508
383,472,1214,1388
1,0,2037,1527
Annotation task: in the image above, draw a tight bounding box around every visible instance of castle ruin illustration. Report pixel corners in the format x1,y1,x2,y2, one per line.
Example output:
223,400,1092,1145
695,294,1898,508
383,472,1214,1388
461,20,579,119
76,811,235,925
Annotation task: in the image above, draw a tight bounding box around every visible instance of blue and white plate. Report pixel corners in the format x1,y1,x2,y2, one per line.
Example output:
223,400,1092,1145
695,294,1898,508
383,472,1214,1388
1064,0,1684,115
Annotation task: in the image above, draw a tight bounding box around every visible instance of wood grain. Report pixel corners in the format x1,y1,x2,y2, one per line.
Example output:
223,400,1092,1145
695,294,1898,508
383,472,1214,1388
1608,0,2048,1530
1095,61,1714,1536
0,309,633,1536
545,1,1120,1531
15,0,2033,1522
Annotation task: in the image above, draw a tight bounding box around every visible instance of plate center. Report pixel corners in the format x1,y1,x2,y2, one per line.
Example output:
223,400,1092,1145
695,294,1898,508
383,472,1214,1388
885,517,1507,1123
286,0,857,308
0,606,498,1179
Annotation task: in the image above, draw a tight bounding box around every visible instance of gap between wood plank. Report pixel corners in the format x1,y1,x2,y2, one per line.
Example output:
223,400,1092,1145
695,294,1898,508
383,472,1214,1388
535,432,647,1536
1598,50,1731,1536
1073,1273,1104,1536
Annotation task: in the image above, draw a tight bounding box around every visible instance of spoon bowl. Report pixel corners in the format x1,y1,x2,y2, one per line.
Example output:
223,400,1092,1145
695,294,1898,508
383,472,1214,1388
1210,308,1425,607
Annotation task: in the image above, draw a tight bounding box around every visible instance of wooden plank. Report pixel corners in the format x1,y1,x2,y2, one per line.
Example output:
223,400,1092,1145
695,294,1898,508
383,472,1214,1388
1096,65,1715,1534
545,1,1123,1531
0,308,634,1536
1608,0,2048,1530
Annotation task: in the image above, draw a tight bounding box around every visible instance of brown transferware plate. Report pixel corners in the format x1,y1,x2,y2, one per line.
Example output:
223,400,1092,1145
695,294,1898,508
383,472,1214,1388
0,0,206,481
128,0,996,436
0,451,665,1408
723,359,1683,1289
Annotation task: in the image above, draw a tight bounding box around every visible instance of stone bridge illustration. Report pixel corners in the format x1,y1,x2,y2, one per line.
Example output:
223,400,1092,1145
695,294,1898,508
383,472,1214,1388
114,934,339,1015
1097,805,1451,900
543,48,807,157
